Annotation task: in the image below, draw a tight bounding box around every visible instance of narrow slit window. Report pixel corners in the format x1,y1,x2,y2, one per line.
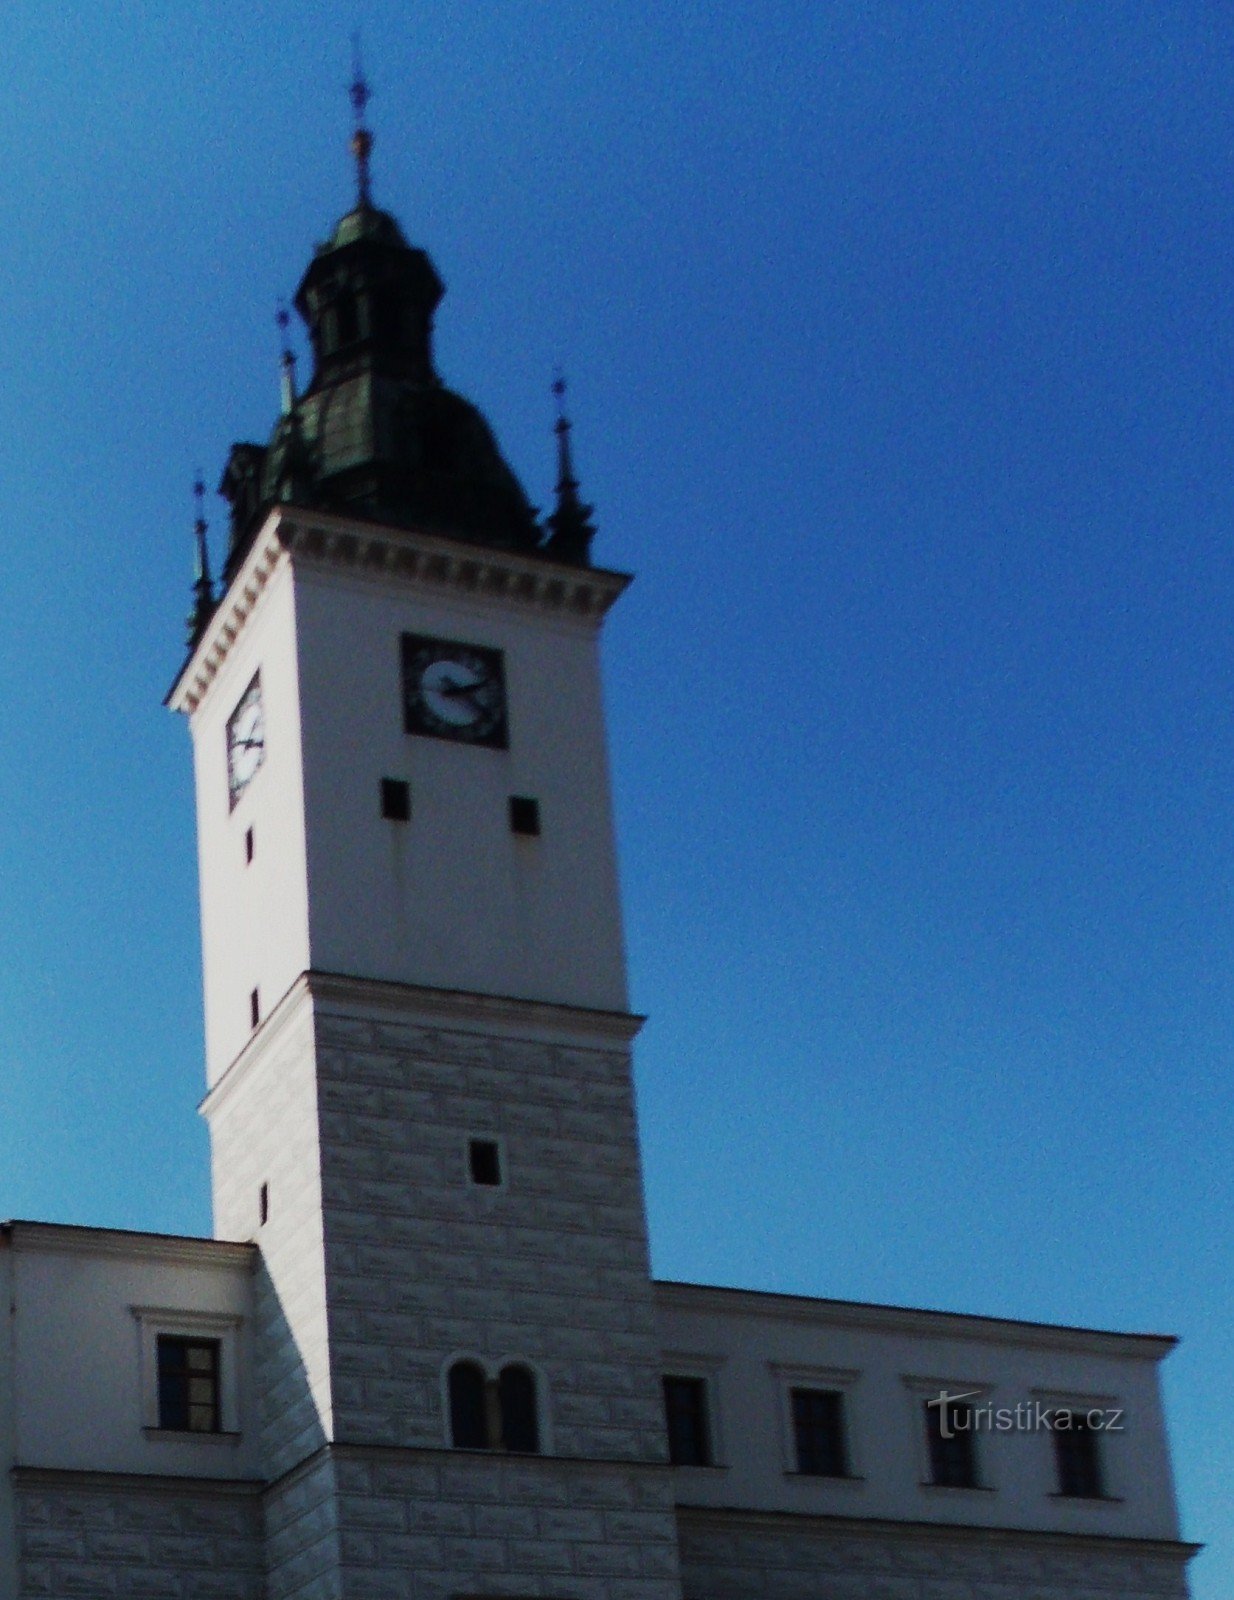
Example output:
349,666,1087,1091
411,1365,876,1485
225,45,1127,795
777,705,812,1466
381,778,411,821
509,795,540,836
249,988,260,1030
245,827,254,864
259,1183,269,1226
469,1138,502,1187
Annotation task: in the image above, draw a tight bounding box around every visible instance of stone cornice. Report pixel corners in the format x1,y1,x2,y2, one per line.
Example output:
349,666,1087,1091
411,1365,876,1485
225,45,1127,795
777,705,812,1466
168,505,632,715
674,1501,1201,1559
0,1221,255,1272
11,1464,263,1496
655,1280,1178,1361
200,967,645,1121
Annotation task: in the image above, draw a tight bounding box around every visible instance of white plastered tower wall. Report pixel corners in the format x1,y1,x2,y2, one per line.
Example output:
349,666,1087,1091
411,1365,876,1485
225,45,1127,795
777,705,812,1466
174,508,685,1599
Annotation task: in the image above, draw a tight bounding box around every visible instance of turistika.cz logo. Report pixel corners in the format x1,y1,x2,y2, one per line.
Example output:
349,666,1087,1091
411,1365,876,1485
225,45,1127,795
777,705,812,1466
928,1391,1126,1438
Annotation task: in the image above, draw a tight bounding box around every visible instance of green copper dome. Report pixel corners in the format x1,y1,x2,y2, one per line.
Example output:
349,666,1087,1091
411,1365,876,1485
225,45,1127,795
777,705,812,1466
220,200,549,577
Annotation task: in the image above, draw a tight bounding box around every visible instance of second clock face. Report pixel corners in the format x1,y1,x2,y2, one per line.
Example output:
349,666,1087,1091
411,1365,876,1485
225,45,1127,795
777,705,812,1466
402,634,508,748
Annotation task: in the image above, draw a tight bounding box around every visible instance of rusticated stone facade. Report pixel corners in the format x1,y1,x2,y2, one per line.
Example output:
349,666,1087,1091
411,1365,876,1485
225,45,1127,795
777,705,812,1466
13,1469,264,1600
676,1507,1193,1600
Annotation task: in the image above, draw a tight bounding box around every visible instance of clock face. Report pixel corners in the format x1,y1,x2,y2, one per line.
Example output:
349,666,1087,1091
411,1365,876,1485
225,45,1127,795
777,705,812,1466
226,674,266,808
402,634,508,748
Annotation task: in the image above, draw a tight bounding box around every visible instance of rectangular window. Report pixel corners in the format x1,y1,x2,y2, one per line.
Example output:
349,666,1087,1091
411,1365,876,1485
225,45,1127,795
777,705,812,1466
508,795,541,836
156,1336,221,1433
925,1398,978,1488
664,1375,711,1466
469,1138,502,1187
1054,1411,1104,1498
791,1386,848,1477
249,988,260,1030
245,827,254,864
381,778,411,821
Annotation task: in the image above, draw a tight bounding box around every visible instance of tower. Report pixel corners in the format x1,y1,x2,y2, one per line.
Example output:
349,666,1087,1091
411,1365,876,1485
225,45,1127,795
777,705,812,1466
169,112,682,1599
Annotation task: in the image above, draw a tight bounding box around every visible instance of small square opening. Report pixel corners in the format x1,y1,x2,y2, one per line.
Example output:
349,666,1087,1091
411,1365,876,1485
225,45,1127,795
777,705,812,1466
381,778,411,821
469,1138,502,1187
508,796,540,836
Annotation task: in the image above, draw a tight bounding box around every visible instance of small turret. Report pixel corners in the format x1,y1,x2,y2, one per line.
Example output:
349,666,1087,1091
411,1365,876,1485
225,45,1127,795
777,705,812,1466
544,375,597,565
186,476,215,649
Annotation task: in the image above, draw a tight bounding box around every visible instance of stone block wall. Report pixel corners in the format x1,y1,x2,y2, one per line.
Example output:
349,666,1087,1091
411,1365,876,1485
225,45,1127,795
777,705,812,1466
13,1470,264,1599
675,1506,1194,1600
313,1002,669,1465
329,1444,682,1600
207,1006,333,1481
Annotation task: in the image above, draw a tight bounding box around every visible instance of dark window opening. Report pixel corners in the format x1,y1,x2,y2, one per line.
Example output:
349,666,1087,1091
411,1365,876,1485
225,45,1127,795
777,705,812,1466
259,1182,269,1226
925,1399,979,1488
499,1364,540,1453
469,1138,502,1187
448,1360,488,1450
791,1387,848,1477
448,1359,540,1453
157,1335,221,1433
245,827,254,864
1053,1411,1104,1498
249,988,260,1030
664,1375,711,1466
509,796,540,836
381,778,411,821
335,291,360,347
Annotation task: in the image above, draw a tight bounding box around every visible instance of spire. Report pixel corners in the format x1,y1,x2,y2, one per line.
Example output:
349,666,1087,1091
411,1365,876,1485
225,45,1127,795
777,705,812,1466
544,374,597,565
349,33,374,208
187,474,216,648
277,303,298,415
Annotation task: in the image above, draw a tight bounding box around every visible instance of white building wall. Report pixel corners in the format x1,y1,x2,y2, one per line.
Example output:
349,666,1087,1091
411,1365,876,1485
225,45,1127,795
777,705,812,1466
291,549,629,1013
3,1224,257,1480
655,1284,1183,1542
188,553,312,1086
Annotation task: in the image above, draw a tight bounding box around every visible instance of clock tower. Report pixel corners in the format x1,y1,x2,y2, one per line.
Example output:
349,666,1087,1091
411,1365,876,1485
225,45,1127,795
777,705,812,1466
170,116,682,1600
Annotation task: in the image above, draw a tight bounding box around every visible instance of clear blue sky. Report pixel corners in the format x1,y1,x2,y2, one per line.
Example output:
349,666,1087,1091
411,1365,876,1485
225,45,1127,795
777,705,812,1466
0,2,1227,1587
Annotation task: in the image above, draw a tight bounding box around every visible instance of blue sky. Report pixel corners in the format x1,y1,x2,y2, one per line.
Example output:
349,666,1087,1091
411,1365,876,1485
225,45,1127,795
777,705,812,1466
0,2,1227,1587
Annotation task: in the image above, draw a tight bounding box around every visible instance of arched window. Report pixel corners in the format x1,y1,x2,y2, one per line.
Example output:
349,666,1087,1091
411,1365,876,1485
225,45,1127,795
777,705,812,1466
448,1360,487,1450
499,1364,539,1454
446,1359,542,1453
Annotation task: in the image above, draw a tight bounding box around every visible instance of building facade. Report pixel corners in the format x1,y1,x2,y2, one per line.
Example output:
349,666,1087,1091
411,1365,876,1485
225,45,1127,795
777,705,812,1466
0,122,1197,1599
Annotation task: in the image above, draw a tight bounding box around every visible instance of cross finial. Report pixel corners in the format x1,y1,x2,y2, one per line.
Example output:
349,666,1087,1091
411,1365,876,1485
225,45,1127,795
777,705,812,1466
349,32,374,207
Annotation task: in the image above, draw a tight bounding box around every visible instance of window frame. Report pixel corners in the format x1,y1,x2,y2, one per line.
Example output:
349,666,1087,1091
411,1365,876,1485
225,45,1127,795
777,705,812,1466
132,1305,243,1442
442,1353,550,1454
156,1334,222,1434
903,1374,995,1494
771,1362,862,1483
1033,1387,1122,1503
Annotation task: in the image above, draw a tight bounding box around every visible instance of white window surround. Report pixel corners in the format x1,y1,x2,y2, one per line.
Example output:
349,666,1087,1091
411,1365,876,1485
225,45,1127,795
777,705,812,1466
131,1304,243,1439
902,1372,996,1492
1030,1384,1124,1503
769,1361,863,1481
439,1351,553,1453
661,1349,727,1468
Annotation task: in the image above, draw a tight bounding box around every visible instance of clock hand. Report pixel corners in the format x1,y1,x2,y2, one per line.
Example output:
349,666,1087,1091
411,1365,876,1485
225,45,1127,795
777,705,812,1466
438,675,488,698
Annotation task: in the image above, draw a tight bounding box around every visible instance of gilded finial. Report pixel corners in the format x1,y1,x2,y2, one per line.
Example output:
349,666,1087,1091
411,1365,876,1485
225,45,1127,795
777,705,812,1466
187,473,216,648
349,32,374,207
